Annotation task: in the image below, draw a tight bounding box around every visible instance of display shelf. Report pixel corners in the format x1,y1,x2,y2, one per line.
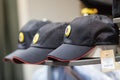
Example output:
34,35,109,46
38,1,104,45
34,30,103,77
113,18,120,23
44,55,120,66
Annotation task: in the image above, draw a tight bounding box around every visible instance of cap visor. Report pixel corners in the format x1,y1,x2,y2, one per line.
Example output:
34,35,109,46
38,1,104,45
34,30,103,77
48,44,95,62
3,49,25,62
13,47,53,64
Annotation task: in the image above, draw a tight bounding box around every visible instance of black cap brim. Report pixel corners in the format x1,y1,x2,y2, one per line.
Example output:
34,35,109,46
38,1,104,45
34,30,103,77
13,47,54,64
3,49,25,62
48,44,95,62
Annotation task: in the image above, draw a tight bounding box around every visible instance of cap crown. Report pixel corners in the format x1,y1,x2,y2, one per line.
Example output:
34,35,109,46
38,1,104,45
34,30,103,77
64,15,119,46
18,20,50,49
31,23,68,49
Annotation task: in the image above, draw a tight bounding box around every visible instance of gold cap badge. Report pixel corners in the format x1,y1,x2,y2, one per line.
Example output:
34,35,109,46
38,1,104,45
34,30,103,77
19,32,24,42
33,33,39,44
65,25,71,37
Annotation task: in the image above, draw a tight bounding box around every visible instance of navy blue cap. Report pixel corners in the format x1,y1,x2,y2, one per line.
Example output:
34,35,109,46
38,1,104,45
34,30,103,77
3,20,50,62
48,15,119,61
13,23,68,64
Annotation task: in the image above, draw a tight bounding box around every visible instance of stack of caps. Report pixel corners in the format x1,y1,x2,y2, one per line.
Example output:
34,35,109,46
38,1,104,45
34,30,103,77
3,15,119,64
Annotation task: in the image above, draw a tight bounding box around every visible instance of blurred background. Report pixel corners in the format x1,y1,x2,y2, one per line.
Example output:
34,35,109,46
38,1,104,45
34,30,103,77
0,0,113,80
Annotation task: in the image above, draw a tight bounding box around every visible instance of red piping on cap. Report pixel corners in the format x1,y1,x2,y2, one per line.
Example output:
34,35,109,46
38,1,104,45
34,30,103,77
3,58,16,63
47,47,95,62
3,58,11,62
12,56,47,65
